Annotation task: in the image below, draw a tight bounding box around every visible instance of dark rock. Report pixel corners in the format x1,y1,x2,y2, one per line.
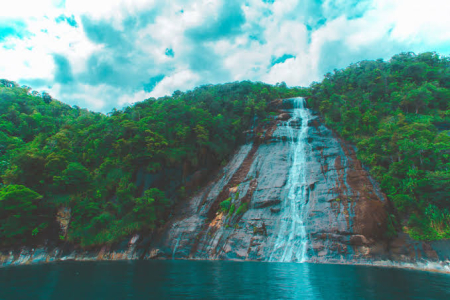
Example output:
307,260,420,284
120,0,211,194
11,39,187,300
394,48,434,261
277,113,291,121
430,240,450,260
349,235,370,246
253,199,281,209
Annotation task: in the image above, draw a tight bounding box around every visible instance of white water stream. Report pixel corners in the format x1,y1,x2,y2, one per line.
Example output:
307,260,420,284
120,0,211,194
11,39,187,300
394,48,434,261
269,97,312,263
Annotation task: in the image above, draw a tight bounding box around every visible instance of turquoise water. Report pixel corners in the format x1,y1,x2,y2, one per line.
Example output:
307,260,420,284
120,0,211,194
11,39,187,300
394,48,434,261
1,261,449,299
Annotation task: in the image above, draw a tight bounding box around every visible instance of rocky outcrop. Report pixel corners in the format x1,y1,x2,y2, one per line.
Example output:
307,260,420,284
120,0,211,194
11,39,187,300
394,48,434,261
2,99,449,273
0,234,144,267
143,100,450,271
56,207,71,238
304,114,390,261
143,100,449,270
148,127,292,261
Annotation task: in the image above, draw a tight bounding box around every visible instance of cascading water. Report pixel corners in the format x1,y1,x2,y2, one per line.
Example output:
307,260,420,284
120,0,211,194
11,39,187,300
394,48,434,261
269,97,312,263
172,232,183,259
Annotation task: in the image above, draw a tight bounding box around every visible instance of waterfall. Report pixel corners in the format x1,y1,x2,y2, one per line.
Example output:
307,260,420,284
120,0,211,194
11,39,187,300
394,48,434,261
269,97,312,263
172,232,183,259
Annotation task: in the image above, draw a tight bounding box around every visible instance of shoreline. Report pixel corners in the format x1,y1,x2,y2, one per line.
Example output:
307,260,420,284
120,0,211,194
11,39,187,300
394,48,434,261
307,259,450,274
2,249,450,274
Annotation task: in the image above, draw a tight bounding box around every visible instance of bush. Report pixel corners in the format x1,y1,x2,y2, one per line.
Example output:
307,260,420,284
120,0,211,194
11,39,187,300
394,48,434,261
0,185,43,244
228,203,236,215
236,203,248,214
220,198,231,212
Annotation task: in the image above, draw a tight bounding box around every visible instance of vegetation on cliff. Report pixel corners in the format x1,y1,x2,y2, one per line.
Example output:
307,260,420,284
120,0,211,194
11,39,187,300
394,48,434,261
1,51,449,247
306,52,450,240
0,80,299,247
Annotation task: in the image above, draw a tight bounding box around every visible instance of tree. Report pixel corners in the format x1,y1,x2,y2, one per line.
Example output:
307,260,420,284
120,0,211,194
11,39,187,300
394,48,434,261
131,188,169,230
401,84,433,114
54,162,91,193
0,185,42,243
306,52,450,241
42,92,52,104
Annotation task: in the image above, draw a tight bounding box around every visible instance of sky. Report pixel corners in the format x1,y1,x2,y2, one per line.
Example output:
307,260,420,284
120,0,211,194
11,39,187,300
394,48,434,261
1,0,450,112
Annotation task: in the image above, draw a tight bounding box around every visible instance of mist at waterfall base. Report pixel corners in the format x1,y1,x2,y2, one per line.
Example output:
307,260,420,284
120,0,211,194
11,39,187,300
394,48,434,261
1,261,449,299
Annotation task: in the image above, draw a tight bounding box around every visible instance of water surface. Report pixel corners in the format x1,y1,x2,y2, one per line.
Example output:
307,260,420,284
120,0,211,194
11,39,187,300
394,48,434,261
1,261,449,299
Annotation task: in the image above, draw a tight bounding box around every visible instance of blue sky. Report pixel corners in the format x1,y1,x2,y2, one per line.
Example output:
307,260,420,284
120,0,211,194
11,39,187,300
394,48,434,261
1,0,450,112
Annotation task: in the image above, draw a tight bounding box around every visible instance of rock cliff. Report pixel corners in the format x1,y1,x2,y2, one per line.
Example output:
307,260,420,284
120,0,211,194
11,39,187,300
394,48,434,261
2,98,449,272
144,98,450,270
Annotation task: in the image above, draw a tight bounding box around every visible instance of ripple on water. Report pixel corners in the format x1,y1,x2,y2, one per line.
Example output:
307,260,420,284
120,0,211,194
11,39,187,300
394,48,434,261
1,261,449,300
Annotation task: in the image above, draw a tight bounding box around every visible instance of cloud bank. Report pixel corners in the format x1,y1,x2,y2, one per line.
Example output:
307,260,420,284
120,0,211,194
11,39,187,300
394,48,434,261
1,0,450,112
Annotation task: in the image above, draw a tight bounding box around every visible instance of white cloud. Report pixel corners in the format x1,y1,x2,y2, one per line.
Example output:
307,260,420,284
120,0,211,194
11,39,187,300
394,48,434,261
272,0,301,18
0,0,57,18
0,39,54,82
0,4,100,87
118,90,152,107
65,0,158,29
1,0,450,112
374,0,450,43
51,83,112,111
150,70,200,98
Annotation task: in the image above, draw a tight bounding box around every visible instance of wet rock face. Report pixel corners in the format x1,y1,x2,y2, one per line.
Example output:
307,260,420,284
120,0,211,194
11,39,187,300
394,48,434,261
149,131,293,260
148,104,393,262
304,114,390,262
146,104,450,266
4,101,449,270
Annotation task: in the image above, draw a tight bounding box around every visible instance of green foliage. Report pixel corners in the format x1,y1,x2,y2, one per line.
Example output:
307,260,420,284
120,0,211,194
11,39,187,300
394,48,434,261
0,80,298,247
219,198,231,212
307,52,450,240
131,188,169,229
228,203,236,215
0,185,43,244
54,162,91,193
236,203,248,215
385,214,398,239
